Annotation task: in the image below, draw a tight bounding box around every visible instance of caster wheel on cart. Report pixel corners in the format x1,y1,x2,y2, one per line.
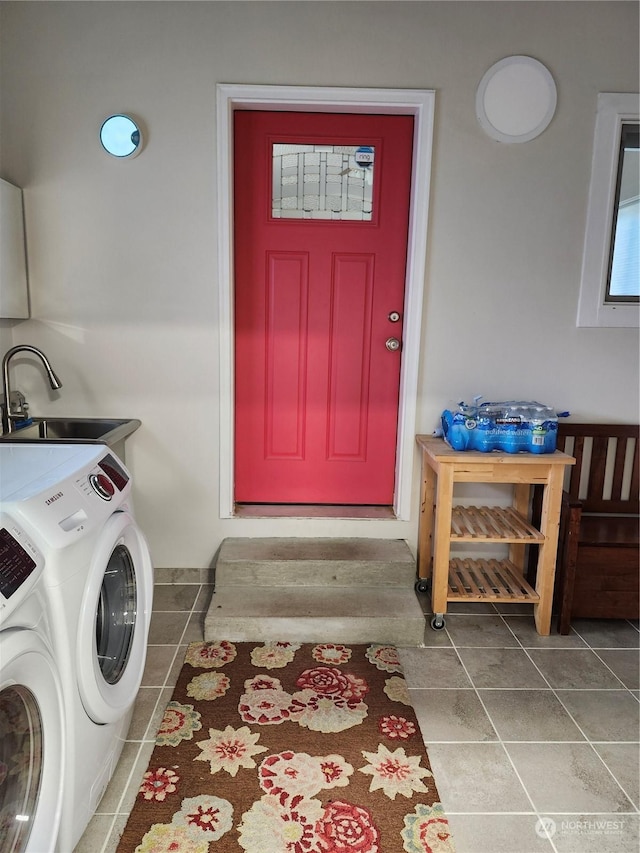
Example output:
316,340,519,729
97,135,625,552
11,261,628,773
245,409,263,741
430,615,446,630
415,578,431,594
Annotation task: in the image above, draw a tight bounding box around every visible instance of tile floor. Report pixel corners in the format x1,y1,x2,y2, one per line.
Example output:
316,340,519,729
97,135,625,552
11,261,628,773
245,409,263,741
75,582,640,853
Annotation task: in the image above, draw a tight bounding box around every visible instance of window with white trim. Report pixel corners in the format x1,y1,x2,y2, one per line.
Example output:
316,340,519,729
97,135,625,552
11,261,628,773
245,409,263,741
577,93,640,327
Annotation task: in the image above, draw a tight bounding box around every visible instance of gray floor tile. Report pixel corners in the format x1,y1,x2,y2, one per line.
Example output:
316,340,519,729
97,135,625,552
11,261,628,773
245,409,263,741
571,619,640,649
503,616,588,648
595,649,640,689
426,742,532,811
104,814,129,853
183,610,206,643
125,687,162,740
505,742,634,813
145,686,176,742
420,623,454,646
153,567,201,584
152,583,200,612
478,690,586,742
593,743,640,808
73,814,117,853
182,613,206,643
147,610,190,645
457,647,548,688
117,741,155,816
546,813,639,853
443,614,521,647
398,647,471,688
527,649,627,689
194,585,214,612
168,644,188,687
555,690,640,742
95,741,142,814
447,813,554,853
411,688,497,742
141,644,179,687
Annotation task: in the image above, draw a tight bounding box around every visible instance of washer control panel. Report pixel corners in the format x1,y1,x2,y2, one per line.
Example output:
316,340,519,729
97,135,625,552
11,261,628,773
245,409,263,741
0,514,45,625
98,453,129,491
85,452,130,501
76,452,130,504
4,449,133,551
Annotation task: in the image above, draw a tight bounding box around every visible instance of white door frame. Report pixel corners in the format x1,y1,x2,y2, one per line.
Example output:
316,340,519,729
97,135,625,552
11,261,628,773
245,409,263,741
216,83,435,520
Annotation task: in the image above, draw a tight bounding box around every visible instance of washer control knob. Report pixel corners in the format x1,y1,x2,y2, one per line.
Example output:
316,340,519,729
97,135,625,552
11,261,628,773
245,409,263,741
89,472,115,500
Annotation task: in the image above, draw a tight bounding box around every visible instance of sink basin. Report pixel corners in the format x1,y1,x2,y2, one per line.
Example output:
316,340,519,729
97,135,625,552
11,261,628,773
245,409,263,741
1,417,141,448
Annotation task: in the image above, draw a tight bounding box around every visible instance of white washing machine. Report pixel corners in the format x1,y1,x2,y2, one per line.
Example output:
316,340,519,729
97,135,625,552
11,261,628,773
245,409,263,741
0,443,154,852
0,513,65,853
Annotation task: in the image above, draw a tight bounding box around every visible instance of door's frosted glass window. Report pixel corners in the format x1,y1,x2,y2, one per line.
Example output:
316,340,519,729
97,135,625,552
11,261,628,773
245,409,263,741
272,144,374,220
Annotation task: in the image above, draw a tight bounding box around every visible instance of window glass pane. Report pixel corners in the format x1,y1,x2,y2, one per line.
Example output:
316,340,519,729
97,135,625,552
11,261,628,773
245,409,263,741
272,144,374,220
607,123,640,301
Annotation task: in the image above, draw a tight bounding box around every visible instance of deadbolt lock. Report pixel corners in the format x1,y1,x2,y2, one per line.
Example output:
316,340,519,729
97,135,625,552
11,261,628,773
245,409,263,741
388,311,401,322
385,337,401,352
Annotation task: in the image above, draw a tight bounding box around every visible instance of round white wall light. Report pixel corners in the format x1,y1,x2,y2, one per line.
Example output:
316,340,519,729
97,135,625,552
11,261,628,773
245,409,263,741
476,56,557,143
100,114,143,158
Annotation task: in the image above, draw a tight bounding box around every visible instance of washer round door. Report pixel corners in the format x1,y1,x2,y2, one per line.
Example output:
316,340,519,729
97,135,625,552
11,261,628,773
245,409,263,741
0,630,65,853
76,511,153,724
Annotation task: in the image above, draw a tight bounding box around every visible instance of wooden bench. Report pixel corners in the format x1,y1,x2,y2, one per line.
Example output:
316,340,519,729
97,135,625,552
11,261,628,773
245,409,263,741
534,423,639,634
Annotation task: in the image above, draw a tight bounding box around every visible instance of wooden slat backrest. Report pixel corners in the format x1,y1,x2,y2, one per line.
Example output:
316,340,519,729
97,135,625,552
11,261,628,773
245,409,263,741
557,422,639,514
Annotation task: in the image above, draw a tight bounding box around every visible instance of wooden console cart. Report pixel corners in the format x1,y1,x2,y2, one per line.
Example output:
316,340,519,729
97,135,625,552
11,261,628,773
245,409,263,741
416,436,575,635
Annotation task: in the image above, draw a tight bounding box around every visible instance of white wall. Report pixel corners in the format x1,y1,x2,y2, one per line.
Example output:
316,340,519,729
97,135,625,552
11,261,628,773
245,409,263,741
1,1,638,569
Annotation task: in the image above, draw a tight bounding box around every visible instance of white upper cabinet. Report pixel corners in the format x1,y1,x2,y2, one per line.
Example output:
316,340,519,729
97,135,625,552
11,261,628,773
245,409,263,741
0,178,29,319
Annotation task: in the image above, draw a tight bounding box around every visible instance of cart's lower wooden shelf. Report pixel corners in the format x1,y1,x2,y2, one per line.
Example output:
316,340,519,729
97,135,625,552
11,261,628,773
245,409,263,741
450,506,543,542
447,558,540,603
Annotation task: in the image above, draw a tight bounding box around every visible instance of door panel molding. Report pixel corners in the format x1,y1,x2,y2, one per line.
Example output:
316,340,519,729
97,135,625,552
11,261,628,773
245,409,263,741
265,251,309,460
216,84,435,519
328,253,374,461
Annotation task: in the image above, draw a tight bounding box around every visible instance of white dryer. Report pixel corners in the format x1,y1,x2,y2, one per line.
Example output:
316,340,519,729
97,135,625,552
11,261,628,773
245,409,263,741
0,514,65,853
0,443,154,852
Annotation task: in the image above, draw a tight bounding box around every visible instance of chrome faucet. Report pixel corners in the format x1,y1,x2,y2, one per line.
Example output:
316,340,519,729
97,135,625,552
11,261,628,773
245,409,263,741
1,345,63,434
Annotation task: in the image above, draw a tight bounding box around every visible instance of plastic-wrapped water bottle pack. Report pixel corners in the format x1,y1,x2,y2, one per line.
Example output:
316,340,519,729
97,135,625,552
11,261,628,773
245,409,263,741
441,399,568,453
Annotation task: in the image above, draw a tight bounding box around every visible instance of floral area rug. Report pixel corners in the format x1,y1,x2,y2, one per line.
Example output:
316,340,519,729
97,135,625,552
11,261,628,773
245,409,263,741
116,641,455,853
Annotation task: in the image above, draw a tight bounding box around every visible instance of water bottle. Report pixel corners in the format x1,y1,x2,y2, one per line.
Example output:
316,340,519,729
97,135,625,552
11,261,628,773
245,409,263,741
527,406,547,453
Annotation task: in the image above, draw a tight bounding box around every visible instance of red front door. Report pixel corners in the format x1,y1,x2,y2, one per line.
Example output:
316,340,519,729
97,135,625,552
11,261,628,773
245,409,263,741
234,111,413,504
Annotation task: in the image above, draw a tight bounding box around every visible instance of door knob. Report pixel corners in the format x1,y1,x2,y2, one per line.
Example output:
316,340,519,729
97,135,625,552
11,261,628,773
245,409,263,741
385,337,401,352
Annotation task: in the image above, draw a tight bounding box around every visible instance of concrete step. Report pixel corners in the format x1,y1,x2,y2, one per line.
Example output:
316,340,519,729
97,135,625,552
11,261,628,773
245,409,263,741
214,537,416,588
204,584,426,645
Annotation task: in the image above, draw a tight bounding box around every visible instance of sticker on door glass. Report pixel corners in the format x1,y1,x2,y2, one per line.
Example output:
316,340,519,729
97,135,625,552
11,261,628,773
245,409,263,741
272,144,375,220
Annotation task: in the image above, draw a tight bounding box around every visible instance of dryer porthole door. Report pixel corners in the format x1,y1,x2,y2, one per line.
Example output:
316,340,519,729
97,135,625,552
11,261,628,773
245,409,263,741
95,541,137,686
76,511,153,724
0,631,65,853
